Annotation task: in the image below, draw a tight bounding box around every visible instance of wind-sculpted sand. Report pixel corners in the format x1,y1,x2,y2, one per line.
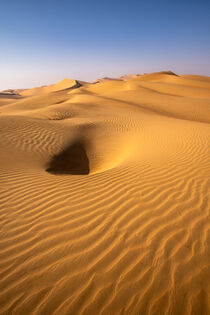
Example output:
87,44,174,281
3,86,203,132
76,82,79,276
0,72,210,314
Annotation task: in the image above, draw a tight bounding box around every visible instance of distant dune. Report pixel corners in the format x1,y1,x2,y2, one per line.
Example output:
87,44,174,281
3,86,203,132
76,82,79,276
0,72,210,314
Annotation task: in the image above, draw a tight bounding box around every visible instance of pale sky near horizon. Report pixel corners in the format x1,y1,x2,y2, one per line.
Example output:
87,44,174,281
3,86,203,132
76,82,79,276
1,0,210,90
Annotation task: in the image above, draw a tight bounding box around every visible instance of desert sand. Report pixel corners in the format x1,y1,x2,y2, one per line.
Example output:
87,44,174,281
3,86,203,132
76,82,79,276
0,71,210,314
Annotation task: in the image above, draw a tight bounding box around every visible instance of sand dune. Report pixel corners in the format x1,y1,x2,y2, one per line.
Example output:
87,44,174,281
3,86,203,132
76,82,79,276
0,72,210,314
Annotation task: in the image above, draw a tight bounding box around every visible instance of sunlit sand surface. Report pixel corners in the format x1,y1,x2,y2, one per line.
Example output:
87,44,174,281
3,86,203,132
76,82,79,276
0,72,210,314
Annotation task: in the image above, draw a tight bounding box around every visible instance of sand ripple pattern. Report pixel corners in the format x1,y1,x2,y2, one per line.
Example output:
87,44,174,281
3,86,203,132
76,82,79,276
0,73,210,314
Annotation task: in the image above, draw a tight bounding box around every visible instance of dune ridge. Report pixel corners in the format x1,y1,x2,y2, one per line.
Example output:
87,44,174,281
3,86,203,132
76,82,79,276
0,72,210,314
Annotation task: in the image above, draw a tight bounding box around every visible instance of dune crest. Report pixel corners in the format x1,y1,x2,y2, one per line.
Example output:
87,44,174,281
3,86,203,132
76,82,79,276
0,72,210,314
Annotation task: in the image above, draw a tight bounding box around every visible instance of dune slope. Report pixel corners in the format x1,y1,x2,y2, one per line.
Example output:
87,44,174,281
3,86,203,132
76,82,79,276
0,72,210,315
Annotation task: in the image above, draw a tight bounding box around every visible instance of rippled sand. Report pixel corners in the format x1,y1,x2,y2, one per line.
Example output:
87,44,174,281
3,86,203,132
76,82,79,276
0,72,210,314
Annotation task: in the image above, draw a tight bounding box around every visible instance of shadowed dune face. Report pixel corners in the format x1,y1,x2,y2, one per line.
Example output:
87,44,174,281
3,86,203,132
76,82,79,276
46,140,90,175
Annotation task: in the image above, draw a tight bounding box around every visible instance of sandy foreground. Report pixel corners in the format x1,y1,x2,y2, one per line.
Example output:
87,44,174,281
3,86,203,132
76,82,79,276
0,71,210,314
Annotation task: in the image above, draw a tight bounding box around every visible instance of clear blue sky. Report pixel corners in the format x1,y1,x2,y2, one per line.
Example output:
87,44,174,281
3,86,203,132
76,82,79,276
1,0,210,90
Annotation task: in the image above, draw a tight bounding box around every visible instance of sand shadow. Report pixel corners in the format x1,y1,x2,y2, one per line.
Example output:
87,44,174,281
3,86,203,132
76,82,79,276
46,140,89,175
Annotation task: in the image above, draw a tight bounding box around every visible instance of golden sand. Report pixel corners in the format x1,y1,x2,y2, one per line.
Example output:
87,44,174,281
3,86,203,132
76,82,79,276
0,72,210,314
